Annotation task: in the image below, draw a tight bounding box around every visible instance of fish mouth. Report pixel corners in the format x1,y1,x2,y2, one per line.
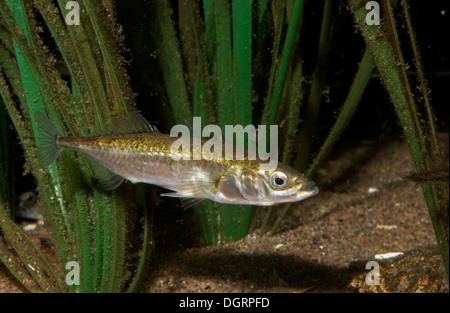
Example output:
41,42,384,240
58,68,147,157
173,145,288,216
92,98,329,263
302,181,317,191
294,181,319,199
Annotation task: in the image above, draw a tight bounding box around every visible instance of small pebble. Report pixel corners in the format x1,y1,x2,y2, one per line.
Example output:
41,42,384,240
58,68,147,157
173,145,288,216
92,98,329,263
375,252,404,260
22,223,37,232
376,224,398,230
274,244,284,250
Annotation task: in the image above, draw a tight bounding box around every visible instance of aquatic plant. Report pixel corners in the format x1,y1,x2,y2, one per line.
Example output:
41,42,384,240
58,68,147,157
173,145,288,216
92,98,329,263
129,0,448,275
142,0,308,244
0,0,447,293
0,0,152,292
137,0,378,243
348,0,448,277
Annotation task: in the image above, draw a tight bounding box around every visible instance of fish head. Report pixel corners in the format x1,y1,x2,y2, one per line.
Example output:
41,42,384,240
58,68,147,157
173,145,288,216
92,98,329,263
219,162,319,206
256,162,319,205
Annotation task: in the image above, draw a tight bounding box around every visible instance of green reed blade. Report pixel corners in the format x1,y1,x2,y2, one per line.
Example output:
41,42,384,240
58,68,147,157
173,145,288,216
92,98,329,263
2,0,73,258
82,0,131,116
262,0,304,126
214,0,233,128
295,0,334,172
33,0,90,129
268,49,374,236
0,71,76,291
181,0,215,123
1,0,147,293
55,0,110,129
307,49,374,178
400,0,440,156
211,0,254,244
232,0,252,125
0,99,15,215
154,0,192,124
0,198,65,292
348,0,448,277
127,185,153,293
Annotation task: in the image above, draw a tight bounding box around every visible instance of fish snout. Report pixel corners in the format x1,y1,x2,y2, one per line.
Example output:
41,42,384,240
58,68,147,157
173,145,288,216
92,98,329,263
293,180,319,199
301,180,317,191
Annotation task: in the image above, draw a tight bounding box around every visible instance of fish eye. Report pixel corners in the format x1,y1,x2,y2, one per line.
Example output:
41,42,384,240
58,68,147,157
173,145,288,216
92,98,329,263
269,171,288,190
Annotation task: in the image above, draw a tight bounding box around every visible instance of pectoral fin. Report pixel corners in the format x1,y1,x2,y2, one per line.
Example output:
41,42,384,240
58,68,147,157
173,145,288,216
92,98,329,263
160,170,217,209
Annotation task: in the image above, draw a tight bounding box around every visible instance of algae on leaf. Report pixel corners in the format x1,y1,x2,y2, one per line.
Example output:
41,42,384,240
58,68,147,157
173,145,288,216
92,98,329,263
0,0,153,292
348,0,449,277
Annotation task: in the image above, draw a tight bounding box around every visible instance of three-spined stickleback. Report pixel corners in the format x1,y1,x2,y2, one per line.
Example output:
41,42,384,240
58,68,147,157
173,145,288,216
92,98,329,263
35,112,318,207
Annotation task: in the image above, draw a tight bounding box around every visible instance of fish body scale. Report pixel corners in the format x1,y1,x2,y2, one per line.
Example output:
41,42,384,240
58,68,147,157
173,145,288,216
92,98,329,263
57,134,232,189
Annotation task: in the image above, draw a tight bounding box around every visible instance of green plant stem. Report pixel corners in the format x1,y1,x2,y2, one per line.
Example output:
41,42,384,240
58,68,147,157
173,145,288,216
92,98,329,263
127,186,153,292
262,0,304,126
184,0,215,123
2,0,74,265
232,0,252,125
215,0,233,128
259,0,305,234
0,99,14,214
307,49,374,177
0,198,65,292
154,0,192,124
400,0,440,156
296,0,334,172
33,0,90,129
2,0,146,293
56,0,110,129
266,30,304,236
82,0,130,116
268,49,375,236
348,0,448,277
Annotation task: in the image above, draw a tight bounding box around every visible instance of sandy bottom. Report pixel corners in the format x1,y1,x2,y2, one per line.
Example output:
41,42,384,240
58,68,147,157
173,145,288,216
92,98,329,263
146,136,449,293
1,136,448,293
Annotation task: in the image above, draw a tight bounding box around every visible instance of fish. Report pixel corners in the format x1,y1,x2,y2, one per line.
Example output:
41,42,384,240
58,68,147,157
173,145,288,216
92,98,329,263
35,112,319,207
16,191,42,222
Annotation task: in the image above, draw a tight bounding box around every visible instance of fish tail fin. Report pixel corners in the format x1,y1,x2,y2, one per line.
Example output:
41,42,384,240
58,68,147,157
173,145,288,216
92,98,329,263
34,111,64,167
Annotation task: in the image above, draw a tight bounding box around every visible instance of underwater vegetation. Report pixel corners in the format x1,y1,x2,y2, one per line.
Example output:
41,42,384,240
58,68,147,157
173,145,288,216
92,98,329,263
0,0,448,292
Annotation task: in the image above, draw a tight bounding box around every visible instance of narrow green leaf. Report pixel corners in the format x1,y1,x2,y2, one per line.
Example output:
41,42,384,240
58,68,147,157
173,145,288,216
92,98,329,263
214,0,233,128
348,0,448,277
307,49,374,177
296,0,333,172
262,0,304,126
0,198,65,292
232,0,252,125
154,0,192,124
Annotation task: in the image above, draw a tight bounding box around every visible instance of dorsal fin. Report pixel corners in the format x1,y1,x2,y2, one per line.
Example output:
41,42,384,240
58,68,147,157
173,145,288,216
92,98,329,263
105,112,159,135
